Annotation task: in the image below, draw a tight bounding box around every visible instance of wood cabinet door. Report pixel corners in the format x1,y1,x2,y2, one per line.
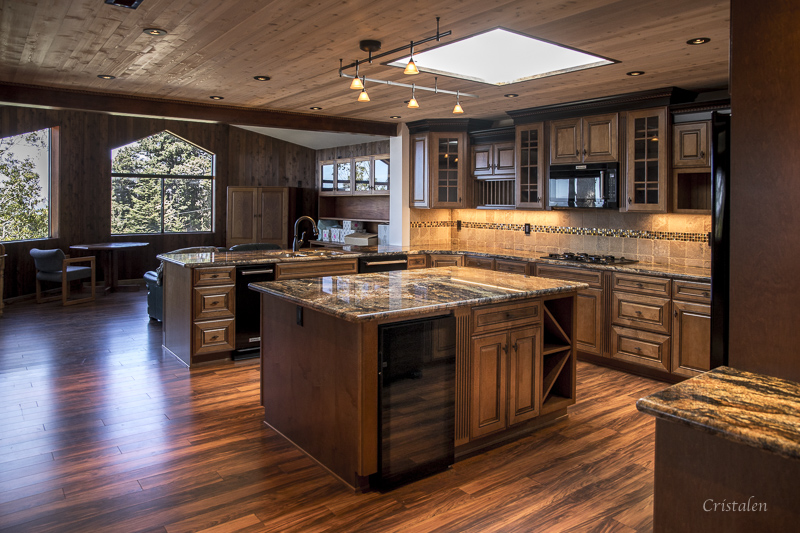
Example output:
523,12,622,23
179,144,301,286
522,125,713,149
583,113,618,162
493,142,516,176
472,144,493,176
550,117,582,164
625,107,668,212
516,123,545,208
576,287,604,356
258,188,288,247
410,133,430,208
431,132,467,208
671,300,711,377
226,187,258,246
673,121,710,168
470,332,508,439
507,325,541,426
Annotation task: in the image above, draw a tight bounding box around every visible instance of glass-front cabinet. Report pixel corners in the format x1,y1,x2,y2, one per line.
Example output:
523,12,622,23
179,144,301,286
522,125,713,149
320,155,389,196
410,131,467,208
515,123,545,209
625,107,667,212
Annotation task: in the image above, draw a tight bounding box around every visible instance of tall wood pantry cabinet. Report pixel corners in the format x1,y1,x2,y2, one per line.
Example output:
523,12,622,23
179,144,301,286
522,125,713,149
226,187,297,249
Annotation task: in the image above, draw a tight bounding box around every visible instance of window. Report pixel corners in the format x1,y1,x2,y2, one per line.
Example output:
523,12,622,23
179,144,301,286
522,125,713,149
0,128,52,242
111,131,214,235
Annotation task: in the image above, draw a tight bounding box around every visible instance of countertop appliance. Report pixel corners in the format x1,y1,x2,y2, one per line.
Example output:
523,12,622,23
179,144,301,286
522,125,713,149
541,252,638,265
548,162,619,209
358,254,408,273
235,264,275,359
373,315,456,489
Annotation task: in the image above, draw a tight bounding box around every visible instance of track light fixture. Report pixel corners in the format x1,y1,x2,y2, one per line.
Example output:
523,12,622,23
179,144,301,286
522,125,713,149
452,91,464,114
408,85,419,108
357,79,370,102
349,61,364,90
404,42,419,75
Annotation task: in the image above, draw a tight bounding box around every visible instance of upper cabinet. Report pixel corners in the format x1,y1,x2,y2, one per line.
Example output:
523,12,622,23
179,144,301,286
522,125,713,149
227,186,296,248
515,123,545,209
550,113,618,164
410,131,468,208
673,121,710,168
624,107,668,213
472,142,515,178
320,155,389,196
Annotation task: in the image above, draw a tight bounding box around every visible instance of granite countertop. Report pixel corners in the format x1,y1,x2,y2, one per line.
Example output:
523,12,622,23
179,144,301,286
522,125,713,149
636,366,800,460
157,244,710,282
249,266,588,322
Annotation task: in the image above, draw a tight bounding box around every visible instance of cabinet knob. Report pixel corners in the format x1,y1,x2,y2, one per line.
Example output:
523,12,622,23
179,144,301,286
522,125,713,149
583,149,587,156
628,197,632,205
700,150,706,158
675,309,679,317
575,150,579,156
512,342,518,352
502,344,508,354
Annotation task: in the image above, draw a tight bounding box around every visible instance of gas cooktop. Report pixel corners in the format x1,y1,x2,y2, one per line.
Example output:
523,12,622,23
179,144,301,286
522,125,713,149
541,252,638,265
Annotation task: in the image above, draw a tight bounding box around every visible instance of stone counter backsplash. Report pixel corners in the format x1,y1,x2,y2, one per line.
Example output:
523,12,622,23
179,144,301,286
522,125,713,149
410,208,711,269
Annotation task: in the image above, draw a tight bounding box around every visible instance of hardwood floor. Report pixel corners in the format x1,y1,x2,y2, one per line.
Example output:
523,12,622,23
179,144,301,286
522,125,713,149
0,292,668,532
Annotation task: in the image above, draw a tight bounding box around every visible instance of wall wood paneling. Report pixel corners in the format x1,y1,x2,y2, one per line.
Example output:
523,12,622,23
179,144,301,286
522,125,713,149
0,106,316,299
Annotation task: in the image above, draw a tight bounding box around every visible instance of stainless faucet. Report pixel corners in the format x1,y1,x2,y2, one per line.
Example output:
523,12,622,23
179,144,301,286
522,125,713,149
292,216,319,251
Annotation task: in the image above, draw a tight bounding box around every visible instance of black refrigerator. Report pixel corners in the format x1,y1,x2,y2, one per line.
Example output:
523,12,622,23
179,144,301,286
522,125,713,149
710,110,731,369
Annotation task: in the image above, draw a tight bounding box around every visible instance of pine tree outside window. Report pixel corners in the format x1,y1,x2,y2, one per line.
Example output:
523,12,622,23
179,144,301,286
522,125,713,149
111,131,214,235
0,128,52,242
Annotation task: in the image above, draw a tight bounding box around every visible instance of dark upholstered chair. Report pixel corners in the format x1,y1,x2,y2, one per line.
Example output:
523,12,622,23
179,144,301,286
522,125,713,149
144,246,222,321
30,248,96,306
229,243,281,251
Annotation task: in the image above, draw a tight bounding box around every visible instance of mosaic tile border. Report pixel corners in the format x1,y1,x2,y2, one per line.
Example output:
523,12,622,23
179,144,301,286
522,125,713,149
410,221,709,243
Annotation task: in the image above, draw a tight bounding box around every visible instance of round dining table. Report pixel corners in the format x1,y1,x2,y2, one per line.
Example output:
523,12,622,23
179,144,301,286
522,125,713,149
69,242,149,293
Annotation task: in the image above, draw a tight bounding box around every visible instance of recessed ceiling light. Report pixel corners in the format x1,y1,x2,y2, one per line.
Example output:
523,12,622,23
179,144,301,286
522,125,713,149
626,71,645,76
143,28,168,36
390,116,402,119
687,37,711,45
97,74,116,80
253,76,271,81
310,106,323,110
387,28,616,86
209,96,224,100
504,93,519,98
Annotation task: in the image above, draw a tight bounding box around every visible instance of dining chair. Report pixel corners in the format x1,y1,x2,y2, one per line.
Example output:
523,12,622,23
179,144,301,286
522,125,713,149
30,248,96,306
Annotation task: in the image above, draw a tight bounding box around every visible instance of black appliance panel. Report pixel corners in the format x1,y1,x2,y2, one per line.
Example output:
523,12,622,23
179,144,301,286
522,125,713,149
358,254,408,273
375,315,456,490
548,162,619,209
235,265,275,356
710,111,731,369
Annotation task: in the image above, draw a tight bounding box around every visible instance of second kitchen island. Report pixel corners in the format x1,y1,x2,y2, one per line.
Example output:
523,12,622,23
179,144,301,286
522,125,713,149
250,267,587,491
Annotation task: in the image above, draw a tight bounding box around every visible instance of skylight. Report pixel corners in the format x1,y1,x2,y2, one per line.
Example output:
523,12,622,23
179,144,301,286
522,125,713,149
387,28,615,86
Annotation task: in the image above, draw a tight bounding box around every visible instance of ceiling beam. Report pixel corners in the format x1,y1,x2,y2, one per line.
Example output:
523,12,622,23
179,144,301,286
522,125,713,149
0,82,398,137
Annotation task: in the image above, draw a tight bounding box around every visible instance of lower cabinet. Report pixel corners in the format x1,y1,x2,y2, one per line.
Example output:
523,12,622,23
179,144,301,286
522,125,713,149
471,325,541,439
610,326,671,372
191,266,236,357
274,259,358,280
429,254,463,267
671,299,711,377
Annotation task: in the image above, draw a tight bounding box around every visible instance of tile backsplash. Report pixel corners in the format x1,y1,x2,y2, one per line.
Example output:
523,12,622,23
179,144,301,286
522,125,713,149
410,209,712,268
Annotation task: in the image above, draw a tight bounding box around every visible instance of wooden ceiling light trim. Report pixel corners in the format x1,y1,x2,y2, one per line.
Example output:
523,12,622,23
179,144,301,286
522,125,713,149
0,82,398,137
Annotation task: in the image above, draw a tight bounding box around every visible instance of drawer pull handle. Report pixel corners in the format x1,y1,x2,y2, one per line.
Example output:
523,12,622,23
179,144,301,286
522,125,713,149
635,310,642,316
636,283,644,288
210,335,219,341
635,346,642,351
210,274,218,278
703,292,709,297
211,301,219,306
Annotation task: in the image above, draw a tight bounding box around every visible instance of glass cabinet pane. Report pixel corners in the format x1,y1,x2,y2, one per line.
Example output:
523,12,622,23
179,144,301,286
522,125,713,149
436,138,460,204
517,126,541,206
374,157,390,191
354,159,371,192
321,162,334,192
336,161,351,192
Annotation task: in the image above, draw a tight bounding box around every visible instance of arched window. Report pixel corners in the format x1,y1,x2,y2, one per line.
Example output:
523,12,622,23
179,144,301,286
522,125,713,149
111,131,214,235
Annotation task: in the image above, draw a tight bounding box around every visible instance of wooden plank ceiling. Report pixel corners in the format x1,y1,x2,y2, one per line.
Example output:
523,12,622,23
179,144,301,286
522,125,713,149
0,0,730,125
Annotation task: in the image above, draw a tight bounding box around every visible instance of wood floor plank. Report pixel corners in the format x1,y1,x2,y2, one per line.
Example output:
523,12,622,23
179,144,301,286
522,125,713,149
0,291,663,532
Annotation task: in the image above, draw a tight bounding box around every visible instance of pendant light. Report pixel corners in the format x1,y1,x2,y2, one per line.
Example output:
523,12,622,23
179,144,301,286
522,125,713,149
357,79,370,102
407,84,419,108
349,60,364,90
404,41,419,75
452,90,464,114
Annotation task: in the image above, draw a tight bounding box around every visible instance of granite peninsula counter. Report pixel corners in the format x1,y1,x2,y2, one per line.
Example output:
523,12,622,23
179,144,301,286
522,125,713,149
250,267,587,491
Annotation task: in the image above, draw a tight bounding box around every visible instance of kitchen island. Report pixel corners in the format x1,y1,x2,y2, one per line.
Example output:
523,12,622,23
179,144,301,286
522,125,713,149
249,267,587,491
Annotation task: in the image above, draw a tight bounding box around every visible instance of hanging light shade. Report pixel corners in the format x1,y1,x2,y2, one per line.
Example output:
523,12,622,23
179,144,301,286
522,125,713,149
408,84,419,108
358,88,370,102
404,41,419,75
452,91,464,114
349,61,364,89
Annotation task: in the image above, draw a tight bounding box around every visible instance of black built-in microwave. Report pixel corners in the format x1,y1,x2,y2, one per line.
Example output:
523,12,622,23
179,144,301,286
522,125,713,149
548,162,619,209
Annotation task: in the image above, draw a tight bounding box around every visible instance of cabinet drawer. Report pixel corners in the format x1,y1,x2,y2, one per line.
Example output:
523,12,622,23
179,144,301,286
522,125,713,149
612,291,671,334
193,285,235,320
473,300,541,335
672,280,711,303
464,255,495,270
535,265,603,288
610,326,670,372
407,254,428,269
274,259,358,280
495,259,528,275
193,266,235,286
193,318,235,355
429,254,463,268
612,273,670,296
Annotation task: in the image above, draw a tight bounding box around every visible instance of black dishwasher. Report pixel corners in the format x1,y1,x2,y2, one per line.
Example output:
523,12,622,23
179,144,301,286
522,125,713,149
373,315,456,489
235,265,275,359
